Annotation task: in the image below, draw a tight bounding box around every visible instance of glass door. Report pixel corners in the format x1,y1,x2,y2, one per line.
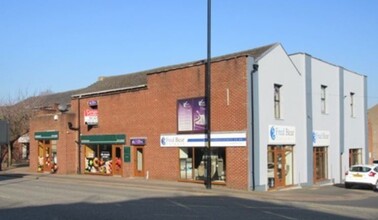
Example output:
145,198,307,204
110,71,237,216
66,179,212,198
134,147,144,177
112,146,122,176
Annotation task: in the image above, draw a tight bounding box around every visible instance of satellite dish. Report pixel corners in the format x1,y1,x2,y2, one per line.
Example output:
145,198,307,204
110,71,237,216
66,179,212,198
58,104,68,112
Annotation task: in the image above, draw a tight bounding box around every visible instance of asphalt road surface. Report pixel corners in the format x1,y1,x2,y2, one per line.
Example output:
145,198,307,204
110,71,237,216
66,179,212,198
0,172,377,220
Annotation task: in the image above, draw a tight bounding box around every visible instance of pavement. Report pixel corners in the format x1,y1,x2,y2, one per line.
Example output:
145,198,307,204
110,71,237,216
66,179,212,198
1,164,377,204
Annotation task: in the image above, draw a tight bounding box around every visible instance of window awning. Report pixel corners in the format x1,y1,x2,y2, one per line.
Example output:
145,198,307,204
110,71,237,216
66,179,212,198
81,134,126,144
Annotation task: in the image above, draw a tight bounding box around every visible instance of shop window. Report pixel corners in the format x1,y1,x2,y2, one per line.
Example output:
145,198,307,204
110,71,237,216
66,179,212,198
85,144,113,174
179,147,226,182
349,148,362,166
51,140,58,173
313,147,328,182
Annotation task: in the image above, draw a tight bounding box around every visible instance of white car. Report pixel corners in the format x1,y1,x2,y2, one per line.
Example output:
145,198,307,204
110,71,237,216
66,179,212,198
345,164,378,191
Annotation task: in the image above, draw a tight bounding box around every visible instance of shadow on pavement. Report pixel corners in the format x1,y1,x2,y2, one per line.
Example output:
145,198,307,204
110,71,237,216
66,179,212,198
0,195,359,220
0,173,28,181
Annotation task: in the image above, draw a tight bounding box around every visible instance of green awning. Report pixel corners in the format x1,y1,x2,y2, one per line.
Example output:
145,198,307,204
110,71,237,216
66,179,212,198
81,134,126,144
35,131,59,140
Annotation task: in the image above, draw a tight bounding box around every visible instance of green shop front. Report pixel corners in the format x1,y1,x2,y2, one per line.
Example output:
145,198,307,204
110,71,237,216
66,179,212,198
81,134,126,176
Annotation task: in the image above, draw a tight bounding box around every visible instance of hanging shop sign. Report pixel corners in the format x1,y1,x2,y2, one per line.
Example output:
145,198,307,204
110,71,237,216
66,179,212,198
84,109,99,125
312,130,330,146
177,97,207,133
268,125,296,145
160,132,246,147
130,138,146,146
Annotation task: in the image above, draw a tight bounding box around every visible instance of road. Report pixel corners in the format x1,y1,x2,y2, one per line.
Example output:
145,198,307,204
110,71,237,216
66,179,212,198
0,171,377,220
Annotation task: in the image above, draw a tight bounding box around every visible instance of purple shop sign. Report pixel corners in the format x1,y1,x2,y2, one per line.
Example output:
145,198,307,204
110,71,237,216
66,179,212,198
131,138,146,146
88,100,98,107
177,97,207,132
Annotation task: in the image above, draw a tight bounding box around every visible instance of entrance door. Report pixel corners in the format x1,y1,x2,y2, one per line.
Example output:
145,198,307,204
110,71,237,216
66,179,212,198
112,146,122,176
134,147,144,177
43,141,52,172
268,146,293,189
273,148,286,188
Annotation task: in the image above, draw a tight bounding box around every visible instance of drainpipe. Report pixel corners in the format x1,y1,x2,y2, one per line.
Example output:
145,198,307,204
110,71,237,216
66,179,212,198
77,96,81,174
68,97,81,174
251,63,259,191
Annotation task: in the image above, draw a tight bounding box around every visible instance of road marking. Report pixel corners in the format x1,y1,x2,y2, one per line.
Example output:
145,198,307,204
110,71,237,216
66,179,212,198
262,211,298,220
167,199,192,211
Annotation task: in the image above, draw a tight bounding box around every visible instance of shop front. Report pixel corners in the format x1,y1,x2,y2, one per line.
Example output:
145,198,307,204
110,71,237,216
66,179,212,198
81,134,125,176
161,132,246,184
35,131,59,173
267,125,295,189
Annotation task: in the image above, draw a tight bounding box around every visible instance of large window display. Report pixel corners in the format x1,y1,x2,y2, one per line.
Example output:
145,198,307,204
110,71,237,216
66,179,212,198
179,147,225,182
85,144,113,174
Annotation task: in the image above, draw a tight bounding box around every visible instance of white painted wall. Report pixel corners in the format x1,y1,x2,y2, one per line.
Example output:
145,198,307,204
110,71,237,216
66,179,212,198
342,69,367,175
254,44,307,190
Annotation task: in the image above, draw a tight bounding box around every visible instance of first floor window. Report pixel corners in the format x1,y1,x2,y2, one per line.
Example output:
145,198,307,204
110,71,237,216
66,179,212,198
274,84,282,119
179,147,226,182
313,147,328,182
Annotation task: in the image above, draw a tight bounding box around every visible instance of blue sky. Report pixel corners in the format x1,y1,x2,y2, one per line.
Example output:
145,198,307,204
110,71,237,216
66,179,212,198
1,0,377,107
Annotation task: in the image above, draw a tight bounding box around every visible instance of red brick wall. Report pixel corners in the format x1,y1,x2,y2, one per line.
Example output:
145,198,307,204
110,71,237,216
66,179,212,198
30,112,76,174
31,56,250,189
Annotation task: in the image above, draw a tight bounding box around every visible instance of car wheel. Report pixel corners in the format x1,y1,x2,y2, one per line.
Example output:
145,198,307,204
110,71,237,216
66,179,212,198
374,180,378,192
345,182,352,189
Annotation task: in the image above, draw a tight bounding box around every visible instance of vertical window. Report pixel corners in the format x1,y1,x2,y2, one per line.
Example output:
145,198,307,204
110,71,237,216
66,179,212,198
274,84,282,119
321,85,327,114
350,92,355,117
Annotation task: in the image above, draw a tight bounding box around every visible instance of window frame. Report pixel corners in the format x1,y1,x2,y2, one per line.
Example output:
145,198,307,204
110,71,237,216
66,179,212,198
321,85,327,114
274,84,282,119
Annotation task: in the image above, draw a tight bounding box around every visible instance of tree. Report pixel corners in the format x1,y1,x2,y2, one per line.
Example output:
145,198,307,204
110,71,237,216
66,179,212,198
0,91,44,170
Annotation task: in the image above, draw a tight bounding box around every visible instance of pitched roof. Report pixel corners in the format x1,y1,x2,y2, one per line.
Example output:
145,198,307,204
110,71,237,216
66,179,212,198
18,43,278,107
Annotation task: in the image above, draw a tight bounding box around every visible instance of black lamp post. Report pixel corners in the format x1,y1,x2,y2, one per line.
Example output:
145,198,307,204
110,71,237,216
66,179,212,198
205,0,212,189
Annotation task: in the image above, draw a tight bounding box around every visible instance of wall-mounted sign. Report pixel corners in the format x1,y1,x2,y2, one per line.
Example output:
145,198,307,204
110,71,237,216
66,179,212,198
35,131,59,140
130,138,146,146
160,132,246,147
177,97,207,133
268,125,296,145
124,146,131,163
84,109,99,125
88,100,98,107
313,130,330,146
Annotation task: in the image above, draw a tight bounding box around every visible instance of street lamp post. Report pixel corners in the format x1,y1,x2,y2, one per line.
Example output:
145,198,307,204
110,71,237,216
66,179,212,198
205,0,212,189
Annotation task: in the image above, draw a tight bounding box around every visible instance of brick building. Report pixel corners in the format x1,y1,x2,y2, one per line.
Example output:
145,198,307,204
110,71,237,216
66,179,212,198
29,43,367,191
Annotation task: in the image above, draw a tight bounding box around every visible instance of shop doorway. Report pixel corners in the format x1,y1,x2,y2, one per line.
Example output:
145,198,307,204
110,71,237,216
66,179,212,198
112,146,122,176
313,147,328,182
268,146,293,189
37,140,57,173
134,147,144,177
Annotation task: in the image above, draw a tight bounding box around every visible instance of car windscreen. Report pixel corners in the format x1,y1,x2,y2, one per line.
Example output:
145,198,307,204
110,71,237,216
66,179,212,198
350,166,371,172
